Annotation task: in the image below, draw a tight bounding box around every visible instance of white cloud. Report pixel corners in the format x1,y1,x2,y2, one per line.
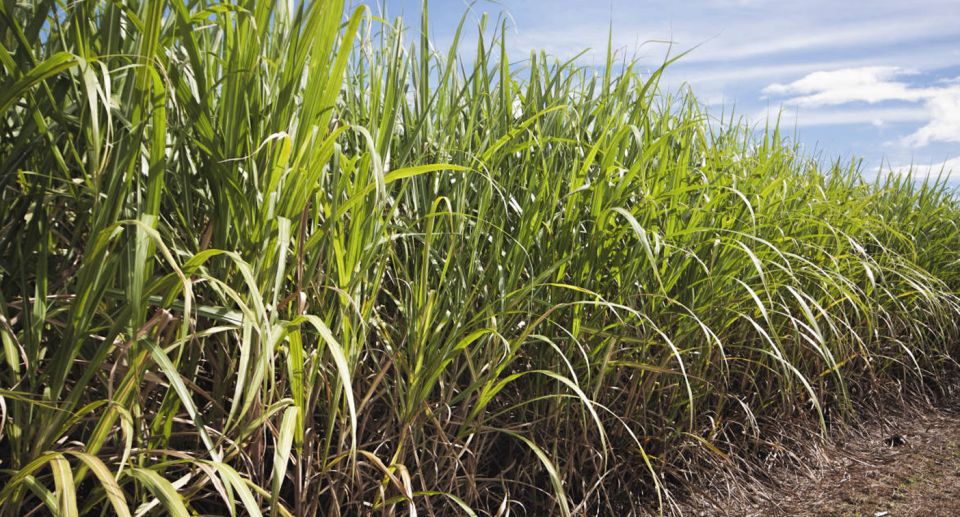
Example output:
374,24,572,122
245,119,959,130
674,61,868,88
753,105,930,127
674,17,960,64
656,44,960,96
762,67,924,105
901,88,960,146
501,5,960,66
884,156,960,180
763,68,960,146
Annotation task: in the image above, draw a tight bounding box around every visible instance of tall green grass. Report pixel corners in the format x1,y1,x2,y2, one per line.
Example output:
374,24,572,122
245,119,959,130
2,0,959,515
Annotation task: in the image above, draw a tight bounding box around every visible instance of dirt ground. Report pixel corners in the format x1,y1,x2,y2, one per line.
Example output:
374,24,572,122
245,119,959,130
682,392,960,517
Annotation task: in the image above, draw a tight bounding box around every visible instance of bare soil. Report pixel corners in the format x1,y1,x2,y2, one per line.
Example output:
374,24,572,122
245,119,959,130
681,390,960,517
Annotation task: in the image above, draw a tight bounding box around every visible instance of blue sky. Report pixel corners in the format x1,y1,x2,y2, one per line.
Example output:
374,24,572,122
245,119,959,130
353,0,960,182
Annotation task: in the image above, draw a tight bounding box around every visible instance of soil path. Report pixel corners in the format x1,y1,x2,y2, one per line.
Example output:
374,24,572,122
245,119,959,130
688,397,960,517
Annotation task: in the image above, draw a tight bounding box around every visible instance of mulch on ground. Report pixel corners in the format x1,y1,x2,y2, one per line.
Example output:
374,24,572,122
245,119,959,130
682,389,960,517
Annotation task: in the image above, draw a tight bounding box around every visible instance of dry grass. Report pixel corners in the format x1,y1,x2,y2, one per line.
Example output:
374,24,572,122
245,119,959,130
682,381,960,516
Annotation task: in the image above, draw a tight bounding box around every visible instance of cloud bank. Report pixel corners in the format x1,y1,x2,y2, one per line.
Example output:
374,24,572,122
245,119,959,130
885,156,960,181
763,67,960,147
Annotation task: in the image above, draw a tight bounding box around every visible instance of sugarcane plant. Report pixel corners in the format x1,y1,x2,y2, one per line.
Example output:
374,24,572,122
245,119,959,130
1,0,959,515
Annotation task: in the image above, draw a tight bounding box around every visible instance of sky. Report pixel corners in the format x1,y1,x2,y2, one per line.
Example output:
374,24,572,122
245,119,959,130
352,0,960,183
